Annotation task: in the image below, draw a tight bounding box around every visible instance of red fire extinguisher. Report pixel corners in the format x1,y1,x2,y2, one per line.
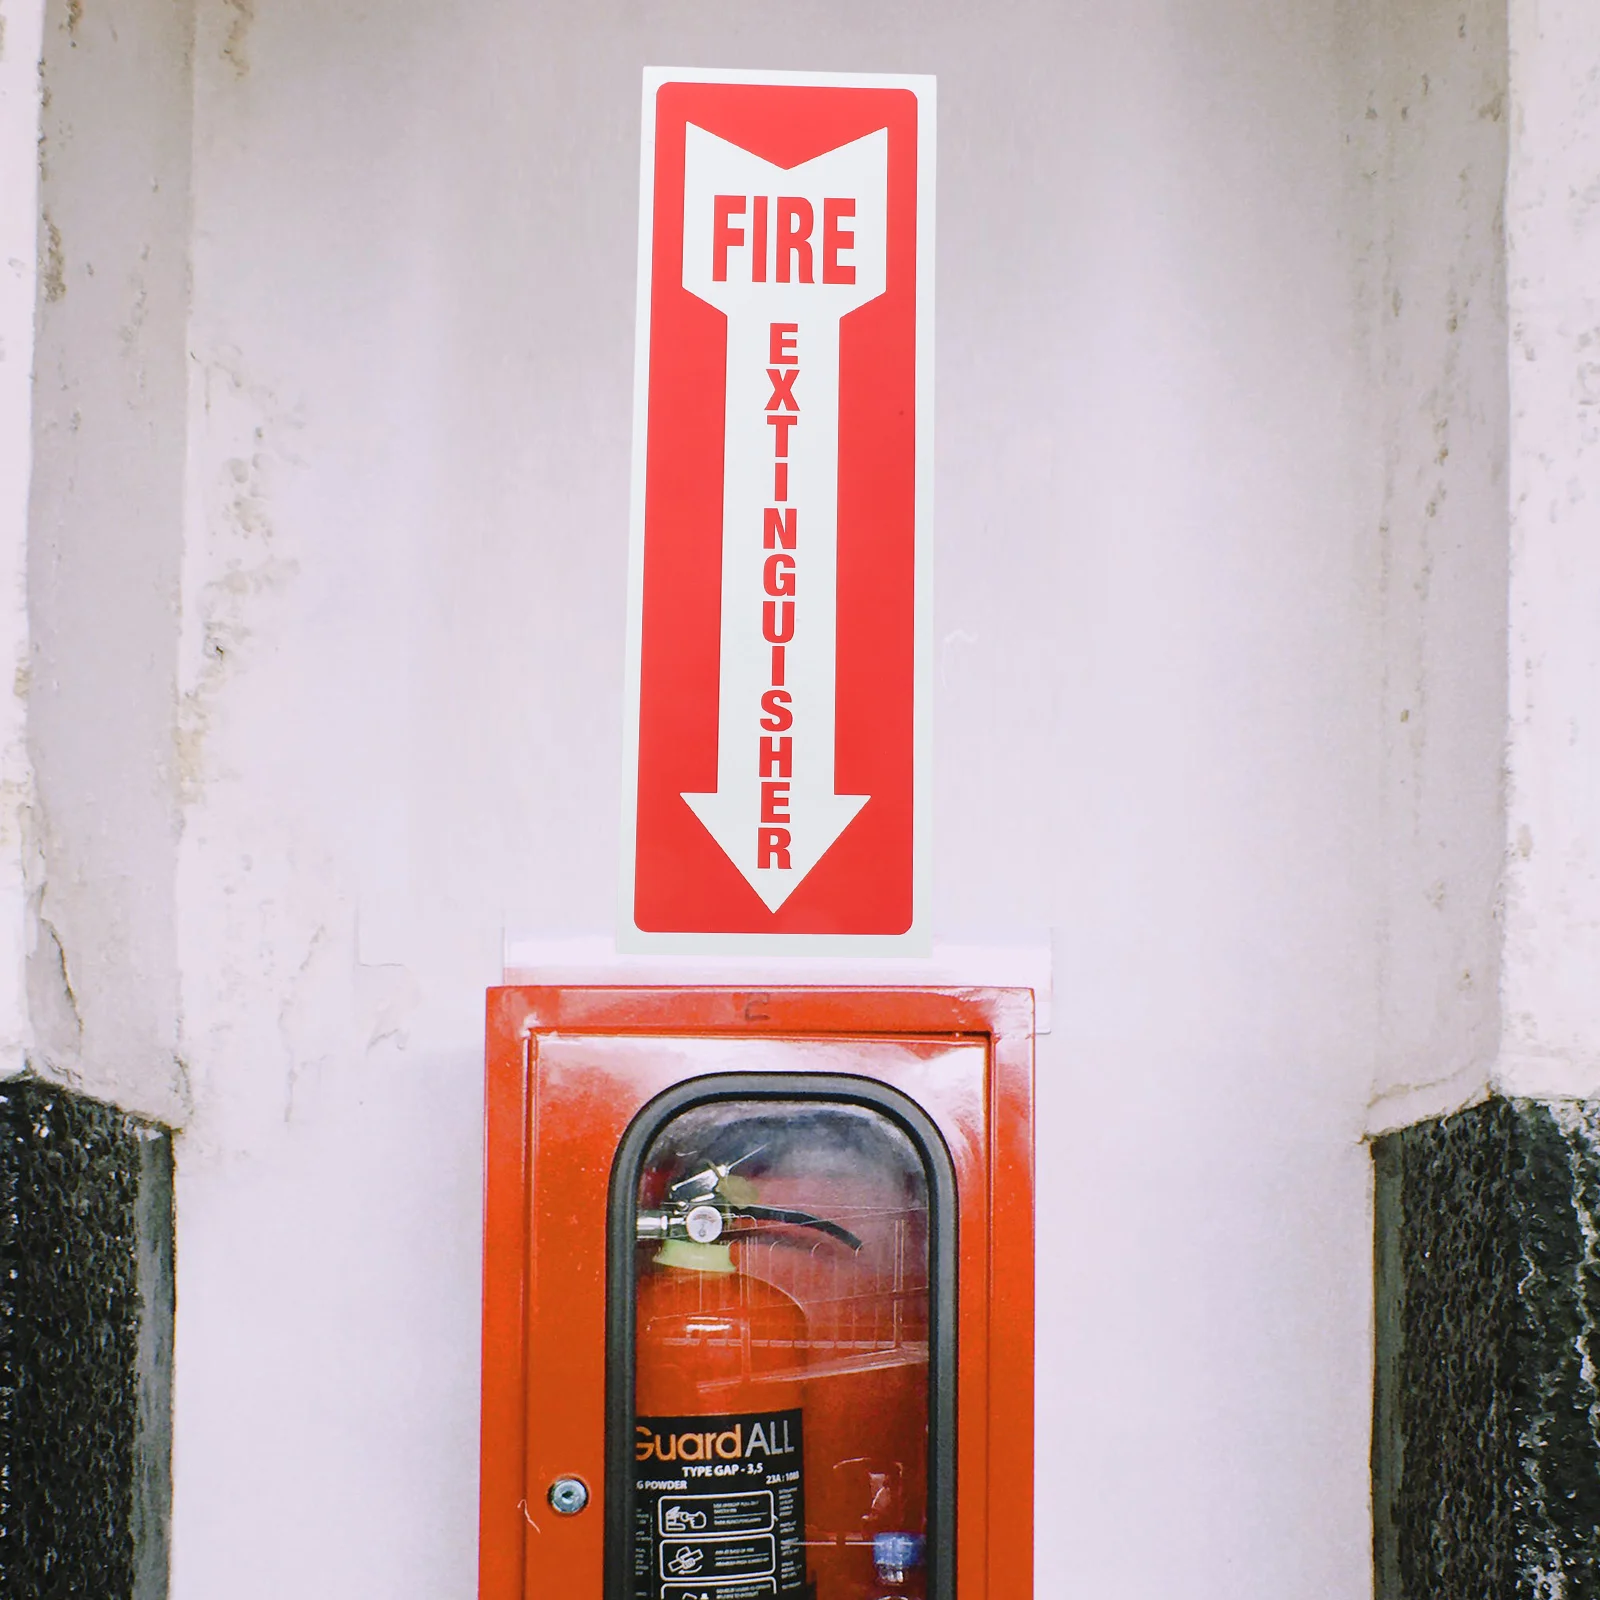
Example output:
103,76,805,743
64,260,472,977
633,1152,863,1600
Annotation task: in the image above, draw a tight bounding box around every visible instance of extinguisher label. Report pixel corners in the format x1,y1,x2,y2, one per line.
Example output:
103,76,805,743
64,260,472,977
634,1408,807,1598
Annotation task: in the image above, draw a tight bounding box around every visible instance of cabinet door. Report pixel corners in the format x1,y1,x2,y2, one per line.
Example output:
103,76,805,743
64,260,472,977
519,1032,989,1600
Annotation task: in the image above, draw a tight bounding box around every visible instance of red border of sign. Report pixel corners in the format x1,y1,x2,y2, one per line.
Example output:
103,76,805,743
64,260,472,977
619,69,935,955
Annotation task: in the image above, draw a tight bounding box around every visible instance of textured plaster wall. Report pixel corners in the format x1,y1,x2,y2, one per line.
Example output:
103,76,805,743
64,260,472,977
0,0,44,1074
23,0,193,1125
1361,0,1510,1131
1354,0,1600,1118
1501,0,1600,1098
165,2,1383,1597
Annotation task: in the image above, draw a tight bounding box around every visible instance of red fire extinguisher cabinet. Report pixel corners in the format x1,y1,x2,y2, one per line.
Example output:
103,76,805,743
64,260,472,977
478,986,1035,1600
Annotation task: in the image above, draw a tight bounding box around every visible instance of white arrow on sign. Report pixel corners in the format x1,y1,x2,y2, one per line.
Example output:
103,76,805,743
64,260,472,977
679,123,889,911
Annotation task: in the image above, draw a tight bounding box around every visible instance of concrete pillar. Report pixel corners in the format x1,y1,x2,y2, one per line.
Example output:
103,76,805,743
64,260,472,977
25,0,192,1123
1373,6,1600,1596
0,2,188,1591
1501,0,1600,1097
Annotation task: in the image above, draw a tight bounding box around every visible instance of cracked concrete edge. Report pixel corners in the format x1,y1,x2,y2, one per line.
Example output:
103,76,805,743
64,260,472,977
1493,1052,1600,1104
1365,1053,1600,1137
1367,1057,1495,1137
0,1056,190,1126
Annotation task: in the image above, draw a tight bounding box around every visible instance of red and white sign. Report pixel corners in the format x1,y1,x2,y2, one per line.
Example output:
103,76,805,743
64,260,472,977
621,68,933,952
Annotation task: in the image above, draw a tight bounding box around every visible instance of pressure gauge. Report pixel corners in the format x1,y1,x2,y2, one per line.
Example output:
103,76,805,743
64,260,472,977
684,1204,724,1244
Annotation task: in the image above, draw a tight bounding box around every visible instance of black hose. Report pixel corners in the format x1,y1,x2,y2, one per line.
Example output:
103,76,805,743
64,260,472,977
733,1205,863,1252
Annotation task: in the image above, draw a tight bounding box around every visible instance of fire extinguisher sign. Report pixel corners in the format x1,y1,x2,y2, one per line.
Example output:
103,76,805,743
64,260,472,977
620,68,934,954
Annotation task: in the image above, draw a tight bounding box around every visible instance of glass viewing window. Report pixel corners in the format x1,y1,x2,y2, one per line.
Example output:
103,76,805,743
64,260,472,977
606,1077,957,1600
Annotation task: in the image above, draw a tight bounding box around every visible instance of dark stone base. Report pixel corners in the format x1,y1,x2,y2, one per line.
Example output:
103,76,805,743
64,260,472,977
0,1077,173,1600
1375,1098,1600,1599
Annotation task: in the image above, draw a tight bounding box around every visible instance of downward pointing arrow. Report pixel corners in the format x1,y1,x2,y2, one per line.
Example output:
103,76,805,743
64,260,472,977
677,124,889,912
680,306,868,912
683,789,869,914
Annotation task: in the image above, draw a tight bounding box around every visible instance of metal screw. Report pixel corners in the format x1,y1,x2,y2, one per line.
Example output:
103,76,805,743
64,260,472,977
549,1477,589,1516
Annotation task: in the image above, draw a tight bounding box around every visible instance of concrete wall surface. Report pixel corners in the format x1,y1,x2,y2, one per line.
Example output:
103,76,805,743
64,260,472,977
27,0,193,1123
0,0,45,1076
169,3,1382,1594
1501,0,1600,1099
10,0,1589,1594
1361,0,1509,1129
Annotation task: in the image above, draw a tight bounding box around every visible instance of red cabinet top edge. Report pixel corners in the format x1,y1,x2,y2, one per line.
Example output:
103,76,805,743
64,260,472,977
487,984,1036,1042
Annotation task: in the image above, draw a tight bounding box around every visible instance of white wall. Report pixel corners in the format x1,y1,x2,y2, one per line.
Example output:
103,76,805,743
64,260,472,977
1501,0,1600,1099
166,3,1389,1596
3,0,1553,1594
